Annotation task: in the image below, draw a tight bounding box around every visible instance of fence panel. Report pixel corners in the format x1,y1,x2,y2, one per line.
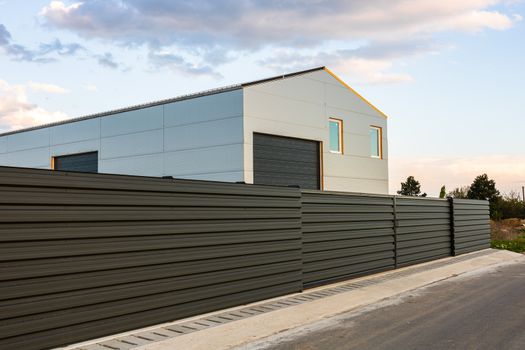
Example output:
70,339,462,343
395,197,453,266
301,190,395,287
0,167,303,350
452,198,491,255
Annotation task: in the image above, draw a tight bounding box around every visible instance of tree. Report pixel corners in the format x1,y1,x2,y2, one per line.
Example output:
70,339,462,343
467,174,500,218
448,186,470,199
397,176,427,197
439,186,446,199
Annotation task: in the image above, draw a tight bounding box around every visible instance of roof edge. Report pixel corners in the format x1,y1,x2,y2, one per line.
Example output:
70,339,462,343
241,66,325,88
323,67,389,119
0,66,383,138
0,85,243,137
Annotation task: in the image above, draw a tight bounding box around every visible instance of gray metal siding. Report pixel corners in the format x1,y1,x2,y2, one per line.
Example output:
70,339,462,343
396,197,452,266
301,190,395,286
253,133,320,190
0,166,302,350
452,199,491,255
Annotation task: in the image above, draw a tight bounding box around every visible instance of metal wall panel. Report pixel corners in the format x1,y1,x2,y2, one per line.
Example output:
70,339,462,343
452,199,491,255
396,197,452,266
242,69,389,194
301,190,395,287
0,166,302,350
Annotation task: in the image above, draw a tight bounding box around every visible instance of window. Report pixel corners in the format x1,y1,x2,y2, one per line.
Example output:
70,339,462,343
329,118,343,153
52,151,98,173
370,126,382,158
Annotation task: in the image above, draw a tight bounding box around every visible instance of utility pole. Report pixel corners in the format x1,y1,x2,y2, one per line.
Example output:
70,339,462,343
522,186,525,203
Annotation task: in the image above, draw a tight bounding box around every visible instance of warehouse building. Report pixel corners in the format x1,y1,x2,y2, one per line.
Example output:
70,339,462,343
0,67,388,193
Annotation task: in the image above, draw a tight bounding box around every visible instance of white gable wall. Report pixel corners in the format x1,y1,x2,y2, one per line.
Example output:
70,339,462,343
0,89,244,182
242,69,388,194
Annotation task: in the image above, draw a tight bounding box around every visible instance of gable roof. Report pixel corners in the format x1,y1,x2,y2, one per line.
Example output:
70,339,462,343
0,66,387,137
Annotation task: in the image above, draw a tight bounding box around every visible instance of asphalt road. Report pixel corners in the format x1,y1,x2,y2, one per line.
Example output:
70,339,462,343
251,261,525,350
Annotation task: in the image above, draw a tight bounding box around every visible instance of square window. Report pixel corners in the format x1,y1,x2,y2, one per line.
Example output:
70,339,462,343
329,118,343,153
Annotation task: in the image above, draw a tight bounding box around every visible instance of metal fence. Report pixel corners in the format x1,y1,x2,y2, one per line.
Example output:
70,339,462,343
0,167,303,350
395,197,452,267
301,191,395,287
0,167,490,350
452,199,491,255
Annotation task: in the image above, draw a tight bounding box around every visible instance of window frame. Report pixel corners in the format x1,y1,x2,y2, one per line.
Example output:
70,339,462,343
328,118,344,154
370,125,383,159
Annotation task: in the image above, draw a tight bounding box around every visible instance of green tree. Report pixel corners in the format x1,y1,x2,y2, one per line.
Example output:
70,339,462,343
439,186,446,199
448,186,470,199
493,191,525,219
397,176,427,197
467,174,500,218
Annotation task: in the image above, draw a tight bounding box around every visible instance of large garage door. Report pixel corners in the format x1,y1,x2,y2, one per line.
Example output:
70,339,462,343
253,133,320,189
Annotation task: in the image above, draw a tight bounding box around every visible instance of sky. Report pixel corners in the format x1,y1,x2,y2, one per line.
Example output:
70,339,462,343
0,0,524,196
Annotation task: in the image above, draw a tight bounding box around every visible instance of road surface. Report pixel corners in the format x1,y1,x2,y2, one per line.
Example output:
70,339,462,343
244,260,525,350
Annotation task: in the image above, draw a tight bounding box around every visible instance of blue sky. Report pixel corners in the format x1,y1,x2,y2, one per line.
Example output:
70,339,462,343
0,0,524,196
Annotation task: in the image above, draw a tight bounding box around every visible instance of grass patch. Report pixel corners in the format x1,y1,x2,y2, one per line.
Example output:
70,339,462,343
491,234,525,253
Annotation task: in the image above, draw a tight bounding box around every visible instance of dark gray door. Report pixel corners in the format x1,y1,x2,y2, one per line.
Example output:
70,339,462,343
54,151,98,173
253,133,320,189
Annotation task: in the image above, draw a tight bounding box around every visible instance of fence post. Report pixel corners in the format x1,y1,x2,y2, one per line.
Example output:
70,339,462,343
448,197,456,256
393,196,398,269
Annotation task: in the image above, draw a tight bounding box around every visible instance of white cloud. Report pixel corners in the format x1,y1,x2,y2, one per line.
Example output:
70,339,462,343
28,81,69,94
40,1,521,46
39,0,522,83
0,79,69,132
83,84,98,92
389,155,525,197
335,59,414,85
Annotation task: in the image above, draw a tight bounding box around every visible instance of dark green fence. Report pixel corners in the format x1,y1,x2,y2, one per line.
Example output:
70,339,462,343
301,191,395,287
0,167,303,350
451,199,491,255
0,167,490,350
395,197,452,267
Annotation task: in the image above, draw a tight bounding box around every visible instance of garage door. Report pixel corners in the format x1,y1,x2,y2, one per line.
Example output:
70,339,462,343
53,151,98,173
253,133,321,189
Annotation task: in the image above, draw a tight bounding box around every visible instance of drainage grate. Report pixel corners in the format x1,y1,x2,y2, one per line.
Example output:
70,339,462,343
74,250,494,350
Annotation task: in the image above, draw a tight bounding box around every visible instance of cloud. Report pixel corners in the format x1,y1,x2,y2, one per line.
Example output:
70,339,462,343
84,84,98,92
147,50,222,77
0,23,83,63
28,81,69,94
96,52,119,69
39,1,521,82
40,1,520,47
389,155,525,197
0,79,69,132
38,38,84,56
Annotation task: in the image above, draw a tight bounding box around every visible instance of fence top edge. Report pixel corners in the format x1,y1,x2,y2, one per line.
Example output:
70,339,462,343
0,166,302,197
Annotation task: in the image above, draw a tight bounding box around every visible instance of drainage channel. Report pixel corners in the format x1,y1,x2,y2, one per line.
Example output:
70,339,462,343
74,250,494,350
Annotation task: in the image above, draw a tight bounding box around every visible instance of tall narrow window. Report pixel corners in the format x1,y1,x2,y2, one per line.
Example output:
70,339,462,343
370,126,382,158
329,118,343,153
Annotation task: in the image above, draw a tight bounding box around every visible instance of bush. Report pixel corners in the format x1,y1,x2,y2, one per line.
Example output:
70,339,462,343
491,237,525,253
493,192,525,220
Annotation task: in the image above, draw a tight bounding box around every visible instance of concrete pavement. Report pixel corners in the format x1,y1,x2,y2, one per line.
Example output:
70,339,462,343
239,258,525,350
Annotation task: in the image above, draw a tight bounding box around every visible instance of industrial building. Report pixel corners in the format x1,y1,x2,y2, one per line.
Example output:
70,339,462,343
0,67,388,193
